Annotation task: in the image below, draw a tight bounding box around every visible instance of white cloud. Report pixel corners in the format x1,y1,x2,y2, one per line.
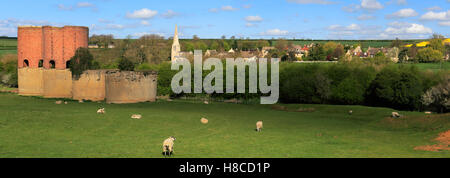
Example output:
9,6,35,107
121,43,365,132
57,2,96,11
243,5,252,9
260,29,289,36
209,8,218,13
386,8,418,18
162,10,179,19
328,24,361,31
439,21,450,26
141,20,150,26
126,8,158,19
286,0,336,5
387,0,407,5
357,14,376,20
384,22,432,34
245,16,263,22
245,23,258,27
0,18,56,36
76,2,94,8
420,10,450,21
426,6,441,11
361,0,384,10
221,5,238,11
98,18,113,23
342,4,361,13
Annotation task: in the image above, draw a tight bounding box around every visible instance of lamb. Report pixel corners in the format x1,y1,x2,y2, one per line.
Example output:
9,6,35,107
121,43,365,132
201,117,208,124
131,114,142,119
55,100,62,104
97,108,105,114
391,112,401,118
256,121,263,132
162,136,176,156
64,101,68,105
204,101,209,104
349,110,353,115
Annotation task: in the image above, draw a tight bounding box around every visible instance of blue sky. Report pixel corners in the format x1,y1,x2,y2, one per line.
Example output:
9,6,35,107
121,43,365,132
0,0,449,39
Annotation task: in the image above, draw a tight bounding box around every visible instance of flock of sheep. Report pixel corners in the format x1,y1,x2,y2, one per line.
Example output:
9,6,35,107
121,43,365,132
93,104,263,157
59,100,425,157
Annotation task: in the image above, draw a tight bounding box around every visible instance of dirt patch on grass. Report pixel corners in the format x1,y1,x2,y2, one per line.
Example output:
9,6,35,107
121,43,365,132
380,113,450,131
414,130,450,152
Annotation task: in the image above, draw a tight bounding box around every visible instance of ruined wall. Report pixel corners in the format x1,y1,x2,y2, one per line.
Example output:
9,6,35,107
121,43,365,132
42,69,72,98
72,70,106,101
105,71,158,104
18,68,44,96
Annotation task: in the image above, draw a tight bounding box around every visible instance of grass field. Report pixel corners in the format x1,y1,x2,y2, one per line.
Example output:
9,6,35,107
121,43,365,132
0,93,448,158
401,62,450,72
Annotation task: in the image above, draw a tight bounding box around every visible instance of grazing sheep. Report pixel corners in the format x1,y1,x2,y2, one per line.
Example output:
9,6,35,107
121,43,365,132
256,121,263,132
131,114,142,119
64,101,68,105
391,112,401,118
55,100,62,104
162,136,176,156
424,111,432,114
97,108,105,114
349,110,353,115
78,100,84,103
204,101,209,104
201,117,208,124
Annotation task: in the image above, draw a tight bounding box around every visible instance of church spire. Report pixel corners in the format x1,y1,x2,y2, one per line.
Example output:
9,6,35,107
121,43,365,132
171,24,181,62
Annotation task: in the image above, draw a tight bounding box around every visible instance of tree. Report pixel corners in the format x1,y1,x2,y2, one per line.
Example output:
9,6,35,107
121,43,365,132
422,76,450,113
69,48,96,79
332,44,345,59
118,56,135,71
398,48,409,63
416,47,443,63
408,44,418,62
428,38,445,54
307,44,326,61
391,38,403,48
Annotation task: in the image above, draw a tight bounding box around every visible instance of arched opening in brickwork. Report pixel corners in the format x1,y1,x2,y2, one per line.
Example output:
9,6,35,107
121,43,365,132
66,60,71,69
23,59,29,67
49,60,56,69
38,60,44,68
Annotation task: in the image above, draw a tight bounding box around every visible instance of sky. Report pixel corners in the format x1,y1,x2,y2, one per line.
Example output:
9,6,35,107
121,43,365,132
0,0,449,39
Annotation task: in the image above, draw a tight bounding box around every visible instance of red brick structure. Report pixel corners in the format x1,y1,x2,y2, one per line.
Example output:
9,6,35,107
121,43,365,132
17,26,88,69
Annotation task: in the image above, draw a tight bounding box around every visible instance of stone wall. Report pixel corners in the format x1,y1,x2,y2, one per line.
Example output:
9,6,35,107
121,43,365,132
42,69,73,98
72,70,106,101
105,71,157,104
18,68,44,96
18,68,157,103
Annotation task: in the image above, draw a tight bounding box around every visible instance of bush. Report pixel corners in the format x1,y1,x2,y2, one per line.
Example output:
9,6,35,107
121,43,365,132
69,48,95,79
422,76,450,113
366,65,425,110
417,47,443,63
118,57,135,71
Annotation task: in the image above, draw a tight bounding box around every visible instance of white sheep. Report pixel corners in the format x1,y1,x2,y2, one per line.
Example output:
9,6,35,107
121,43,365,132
162,136,176,156
201,117,208,124
256,121,263,132
55,100,62,104
349,110,353,115
391,112,401,118
131,114,142,119
64,101,68,105
97,108,105,114
204,101,209,104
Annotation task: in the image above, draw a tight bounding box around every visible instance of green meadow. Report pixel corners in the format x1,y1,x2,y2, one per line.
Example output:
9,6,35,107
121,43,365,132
0,93,448,158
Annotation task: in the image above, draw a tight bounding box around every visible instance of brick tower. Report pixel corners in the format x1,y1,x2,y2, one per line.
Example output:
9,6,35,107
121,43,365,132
17,25,89,69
